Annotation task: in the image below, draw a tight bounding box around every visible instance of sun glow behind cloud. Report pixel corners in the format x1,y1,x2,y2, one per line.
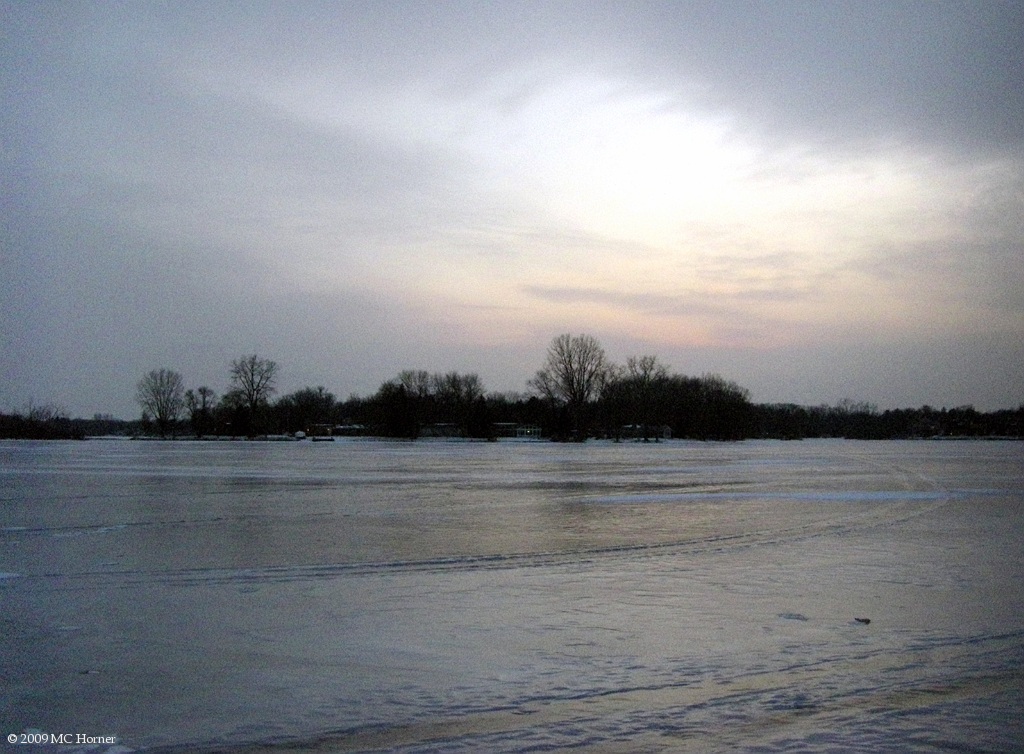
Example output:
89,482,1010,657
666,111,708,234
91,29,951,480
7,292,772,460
190,58,1021,355
337,69,1014,351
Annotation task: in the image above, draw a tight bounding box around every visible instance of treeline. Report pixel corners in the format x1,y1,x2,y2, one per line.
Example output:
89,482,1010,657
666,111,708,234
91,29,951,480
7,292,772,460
3,336,1021,440
755,401,1024,440
0,404,124,440
4,398,1020,441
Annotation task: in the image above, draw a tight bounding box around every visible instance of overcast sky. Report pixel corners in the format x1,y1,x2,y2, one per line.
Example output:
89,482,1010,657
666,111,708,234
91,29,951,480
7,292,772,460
3,1,1023,418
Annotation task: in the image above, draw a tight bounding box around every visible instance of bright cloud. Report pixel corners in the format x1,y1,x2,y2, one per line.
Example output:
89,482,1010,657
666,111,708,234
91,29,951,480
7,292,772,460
307,69,1021,350
185,54,1024,361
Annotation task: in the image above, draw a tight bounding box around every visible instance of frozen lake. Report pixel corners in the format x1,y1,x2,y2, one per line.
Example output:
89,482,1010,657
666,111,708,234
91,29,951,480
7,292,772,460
2,438,1023,752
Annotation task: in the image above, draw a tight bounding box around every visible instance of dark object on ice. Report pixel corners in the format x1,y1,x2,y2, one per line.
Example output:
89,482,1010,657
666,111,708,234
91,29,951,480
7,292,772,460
778,612,809,621
854,617,871,625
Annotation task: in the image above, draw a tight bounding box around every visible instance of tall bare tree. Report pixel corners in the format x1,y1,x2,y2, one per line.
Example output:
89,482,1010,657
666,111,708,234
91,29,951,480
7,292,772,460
136,368,185,436
230,354,278,434
529,333,610,439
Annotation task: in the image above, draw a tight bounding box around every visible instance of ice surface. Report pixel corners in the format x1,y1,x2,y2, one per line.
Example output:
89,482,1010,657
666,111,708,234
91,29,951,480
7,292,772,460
1,438,1023,752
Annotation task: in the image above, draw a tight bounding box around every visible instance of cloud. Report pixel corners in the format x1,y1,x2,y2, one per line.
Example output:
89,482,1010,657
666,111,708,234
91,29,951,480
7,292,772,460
612,1,1024,156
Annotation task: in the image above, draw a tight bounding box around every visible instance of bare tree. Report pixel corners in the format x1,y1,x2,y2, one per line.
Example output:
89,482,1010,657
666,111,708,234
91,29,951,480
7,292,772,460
432,371,484,407
230,355,278,434
625,355,670,440
184,386,216,437
197,385,216,407
397,370,432,400
136,368,185,436
626,355,669,383
529,334,610,439
25,400,68,423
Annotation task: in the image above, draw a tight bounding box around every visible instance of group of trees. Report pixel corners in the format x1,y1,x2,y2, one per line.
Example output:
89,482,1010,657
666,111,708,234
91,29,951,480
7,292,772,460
370,370,491,439
126,338,758,440
135,355,279,437
125,337,762,440
524,334,753,441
